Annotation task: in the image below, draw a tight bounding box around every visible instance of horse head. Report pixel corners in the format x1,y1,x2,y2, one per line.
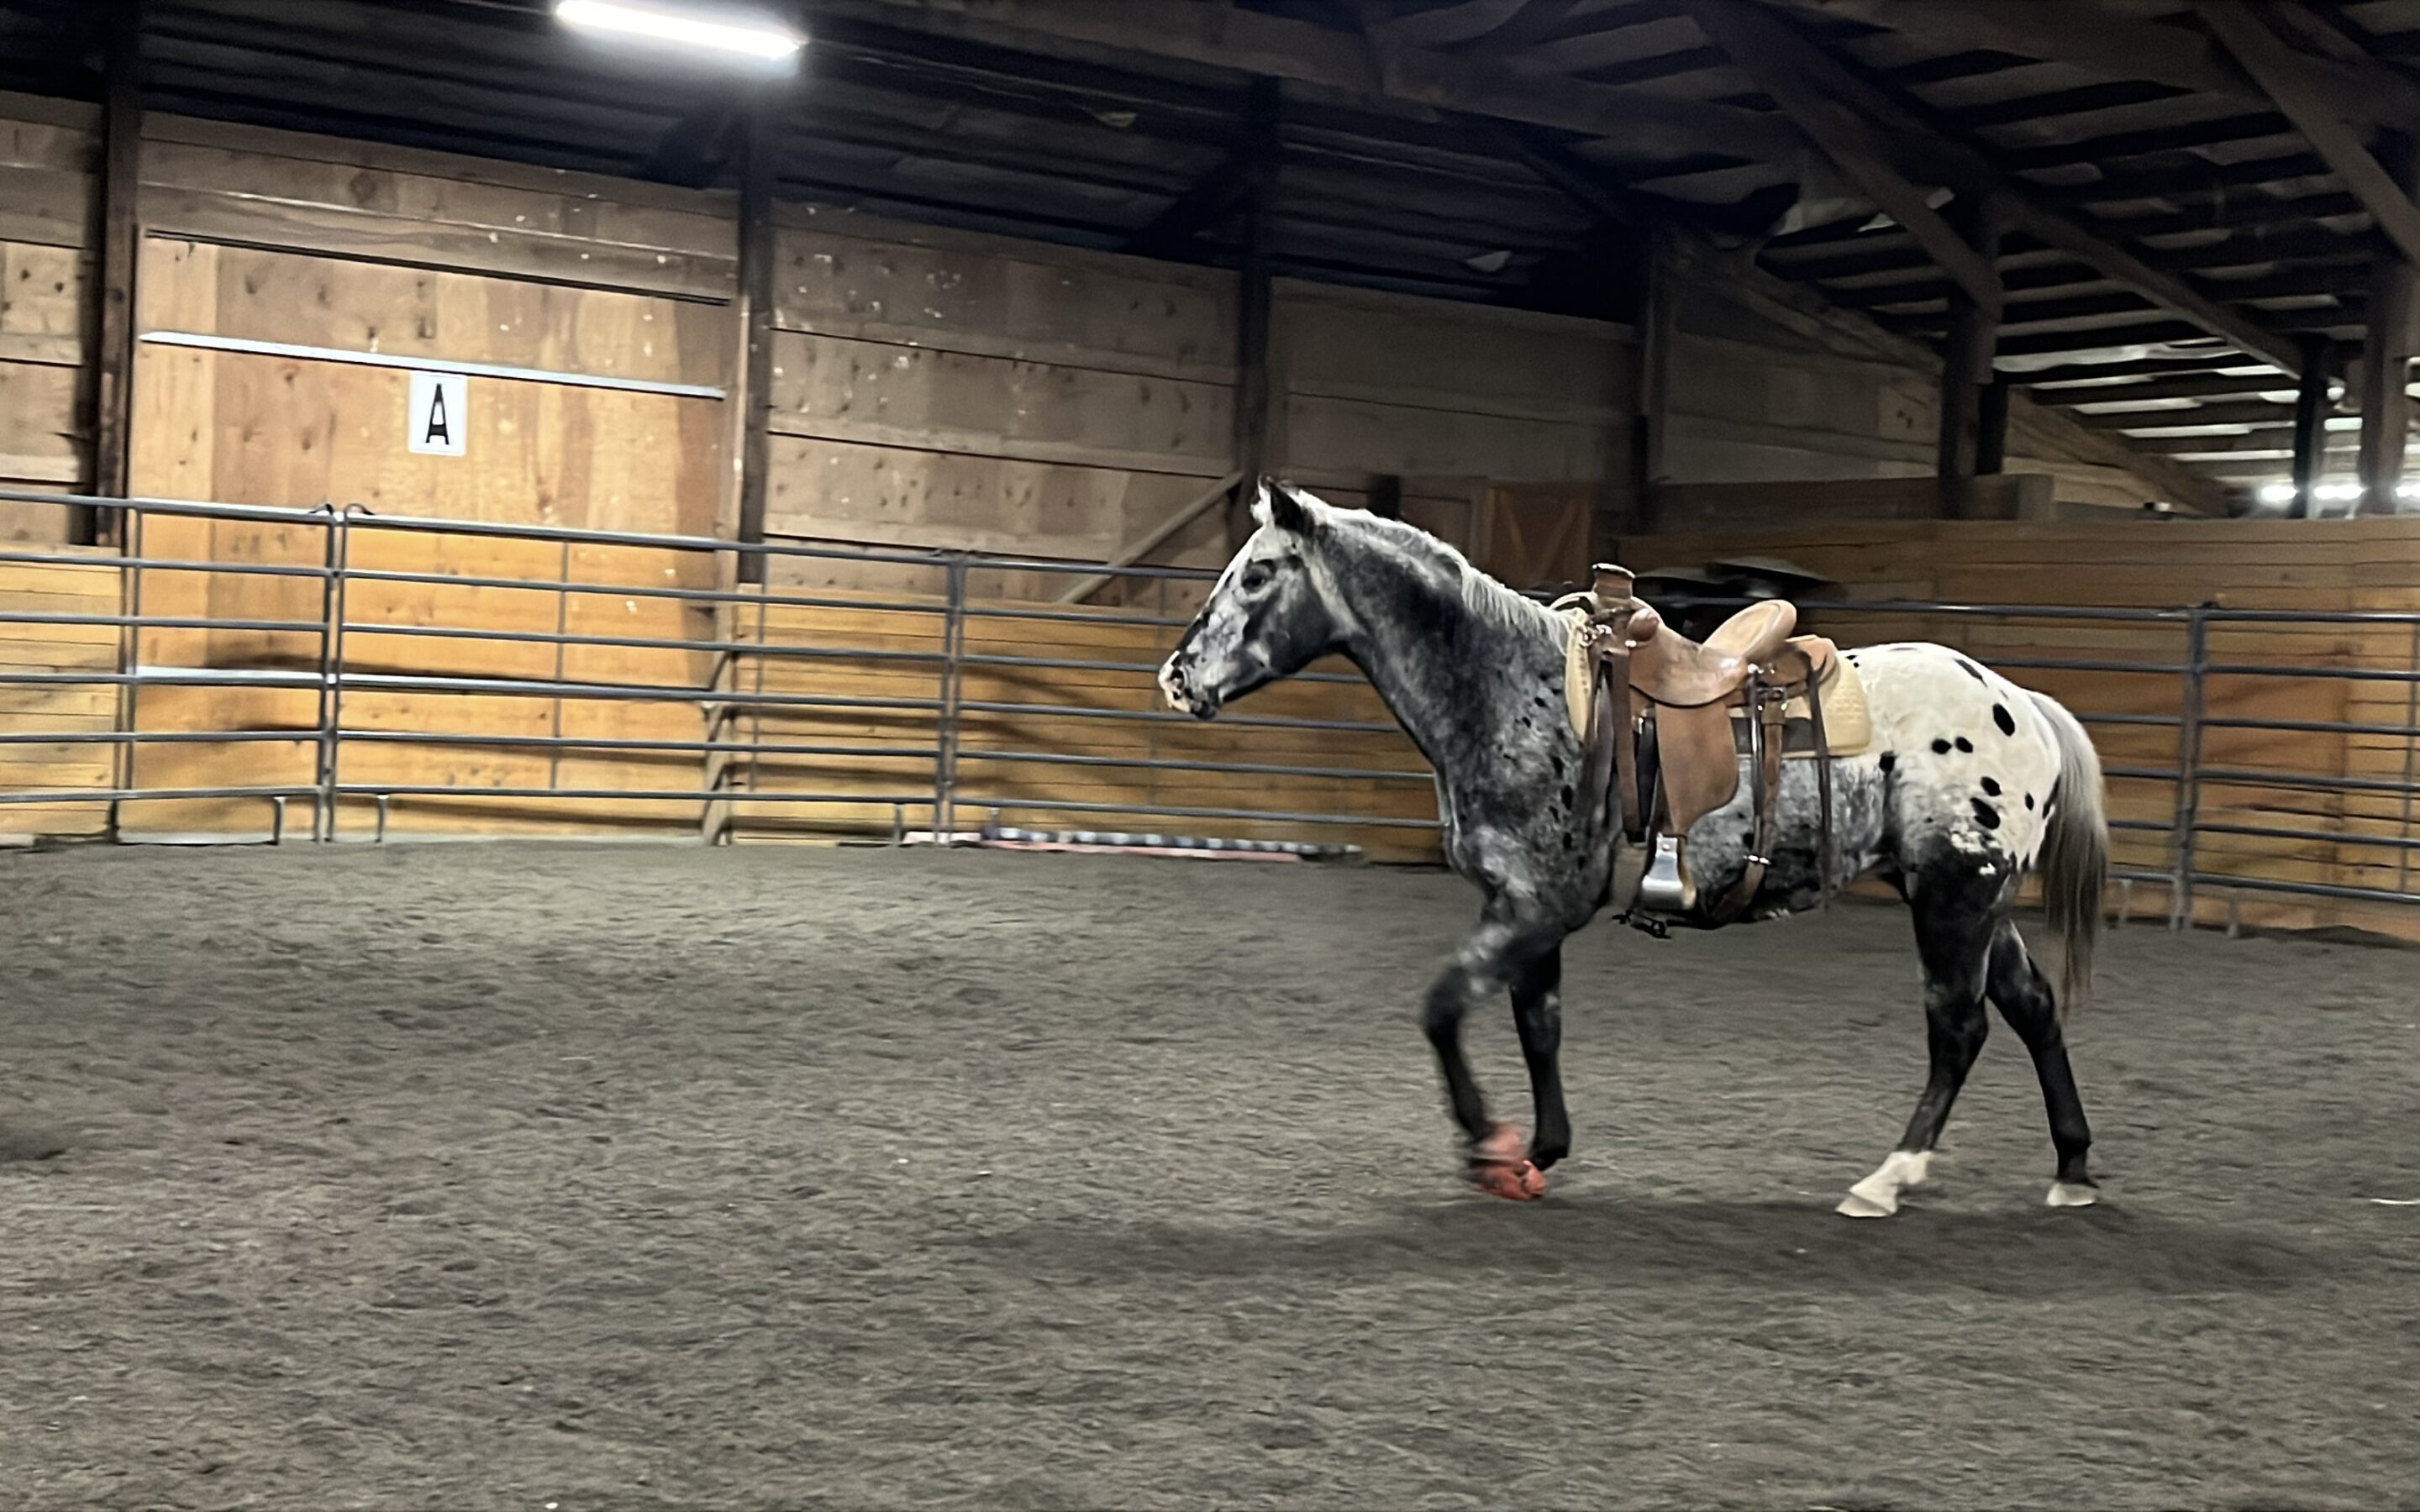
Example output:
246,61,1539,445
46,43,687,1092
1157,478,1352,719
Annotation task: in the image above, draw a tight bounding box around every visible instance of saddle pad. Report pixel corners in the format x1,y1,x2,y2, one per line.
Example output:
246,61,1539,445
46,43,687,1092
1728,637,1873,758
1560,608,1594,738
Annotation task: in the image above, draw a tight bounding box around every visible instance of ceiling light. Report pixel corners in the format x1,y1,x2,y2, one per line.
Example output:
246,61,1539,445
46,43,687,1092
2317,482,2361,502
2257,482,2295,505
555,0,803,63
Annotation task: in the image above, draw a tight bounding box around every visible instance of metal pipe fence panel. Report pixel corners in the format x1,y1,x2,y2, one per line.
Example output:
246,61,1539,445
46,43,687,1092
0,486,2412,921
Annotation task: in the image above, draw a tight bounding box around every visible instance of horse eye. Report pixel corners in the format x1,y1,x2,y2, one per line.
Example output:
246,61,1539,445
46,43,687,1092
1241,564,1273,591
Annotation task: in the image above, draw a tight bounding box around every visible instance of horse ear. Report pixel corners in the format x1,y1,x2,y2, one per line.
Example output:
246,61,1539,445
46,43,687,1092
1259,478,1320,535
1246,478,1277,530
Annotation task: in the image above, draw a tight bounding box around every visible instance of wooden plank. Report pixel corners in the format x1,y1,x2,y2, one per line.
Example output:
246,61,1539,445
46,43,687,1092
139,185,734,302
765,330,1234,475
769,217,1234,386
0,164,95,249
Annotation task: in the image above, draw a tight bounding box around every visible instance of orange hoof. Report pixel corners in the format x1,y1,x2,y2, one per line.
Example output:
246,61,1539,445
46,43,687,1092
1467,1122,1548,1201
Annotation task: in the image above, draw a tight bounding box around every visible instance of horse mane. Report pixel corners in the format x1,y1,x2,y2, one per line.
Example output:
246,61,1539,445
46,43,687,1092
1324,507,1565,643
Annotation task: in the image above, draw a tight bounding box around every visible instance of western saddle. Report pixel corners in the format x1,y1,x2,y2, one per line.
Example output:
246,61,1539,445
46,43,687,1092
1559,564,1837,927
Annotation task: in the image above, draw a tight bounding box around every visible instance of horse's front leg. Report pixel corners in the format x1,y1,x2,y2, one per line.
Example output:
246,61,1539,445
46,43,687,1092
1424,911,1556,1200
1510,945,1569,1173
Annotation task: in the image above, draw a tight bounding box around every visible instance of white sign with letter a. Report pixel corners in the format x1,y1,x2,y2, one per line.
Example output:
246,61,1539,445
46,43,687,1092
407,371,469,456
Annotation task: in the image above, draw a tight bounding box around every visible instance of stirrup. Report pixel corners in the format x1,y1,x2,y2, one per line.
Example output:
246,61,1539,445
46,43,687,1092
1637,832,1694,914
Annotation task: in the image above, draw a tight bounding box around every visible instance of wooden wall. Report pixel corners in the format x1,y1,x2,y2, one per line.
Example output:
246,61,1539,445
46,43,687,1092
755,207,1635,602
1658,244,2213,515
1621,513,2420,939
0,95,98,536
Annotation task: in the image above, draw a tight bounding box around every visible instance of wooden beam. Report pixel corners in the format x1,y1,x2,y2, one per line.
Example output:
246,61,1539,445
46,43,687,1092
2291,336,2336,517
2196,2,2420,274
1787,0,2419,134
1228,77,1280,550
1686,0,2305,376
2075,398,2304,432
1121,150,1254,258
1056,470,1246,605
2359,135,2420,513
852,0,1800,164
90,0,140,524
733,90,777,585
1685,0,2000,321
1386,0,1529,49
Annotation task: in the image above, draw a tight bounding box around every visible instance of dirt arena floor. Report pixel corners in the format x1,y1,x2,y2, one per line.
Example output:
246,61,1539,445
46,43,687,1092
3,843,2417,1509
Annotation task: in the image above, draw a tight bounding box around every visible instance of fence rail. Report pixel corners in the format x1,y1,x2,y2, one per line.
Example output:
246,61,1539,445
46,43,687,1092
0,487,2415,927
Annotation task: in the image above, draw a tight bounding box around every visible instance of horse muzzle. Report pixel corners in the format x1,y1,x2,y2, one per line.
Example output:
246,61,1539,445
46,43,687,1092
1156,656,1221,719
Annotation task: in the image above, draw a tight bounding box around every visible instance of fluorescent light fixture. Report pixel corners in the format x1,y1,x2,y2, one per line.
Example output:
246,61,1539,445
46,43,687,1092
555,0,802,62
2257,482,2295,505
2317,482,2361,503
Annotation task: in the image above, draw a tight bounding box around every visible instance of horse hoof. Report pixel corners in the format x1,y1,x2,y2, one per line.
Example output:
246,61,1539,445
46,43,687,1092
1469,1159,1547,1200
1467,1122,1547,1201
1835,1189,1896,1219
2046,1180,2099,1208
1836,1170,1903,1218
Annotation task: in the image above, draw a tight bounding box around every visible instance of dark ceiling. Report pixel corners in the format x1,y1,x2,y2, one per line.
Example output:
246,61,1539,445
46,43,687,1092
14,0,2420,497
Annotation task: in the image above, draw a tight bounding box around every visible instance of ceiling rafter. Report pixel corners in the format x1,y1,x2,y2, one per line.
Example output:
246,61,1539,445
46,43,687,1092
1682,0,2303,375
1783,0,2420,134
841,0,1799,164
2196,1,2420,272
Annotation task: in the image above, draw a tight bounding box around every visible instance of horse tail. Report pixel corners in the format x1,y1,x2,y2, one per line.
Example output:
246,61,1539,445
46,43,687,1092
2029,690,2107,1018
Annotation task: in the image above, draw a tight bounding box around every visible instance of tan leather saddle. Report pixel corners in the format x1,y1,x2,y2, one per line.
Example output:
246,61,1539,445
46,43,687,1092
1560,564,1837,926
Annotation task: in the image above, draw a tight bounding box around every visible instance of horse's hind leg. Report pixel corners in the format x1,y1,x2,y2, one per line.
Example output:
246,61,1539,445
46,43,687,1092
1838,878,1995,1219
1986,918,2097,1207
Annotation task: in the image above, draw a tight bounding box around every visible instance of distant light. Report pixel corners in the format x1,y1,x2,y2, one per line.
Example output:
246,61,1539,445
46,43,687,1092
2257,482,2295,505
555,0,803,63
2317,482,2362,503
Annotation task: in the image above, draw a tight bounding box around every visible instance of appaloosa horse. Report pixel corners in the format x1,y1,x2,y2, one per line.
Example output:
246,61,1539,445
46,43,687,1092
1157,480,2109,1218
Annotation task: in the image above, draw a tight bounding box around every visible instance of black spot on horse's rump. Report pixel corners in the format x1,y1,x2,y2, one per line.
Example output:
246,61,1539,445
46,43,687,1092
2025,793,2035,810
1970,798,2001,829
1549,753,1565,779
1954,736,1974,753
1980,775,2001,796
1992,702,2016,737
1877,751,1897,772
1931,738,1952,754
1955,656,1987,684
1559,785,1574,807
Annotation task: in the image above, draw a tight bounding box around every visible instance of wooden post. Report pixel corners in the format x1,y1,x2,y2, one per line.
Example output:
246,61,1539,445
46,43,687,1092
87,0,142,539
1628,229,1677,538
731,87,779,582
1975,375,2011,477
2359,133,2420,516
2291,334,2334,517
1226,76,1281,548
1937,196,2004,519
